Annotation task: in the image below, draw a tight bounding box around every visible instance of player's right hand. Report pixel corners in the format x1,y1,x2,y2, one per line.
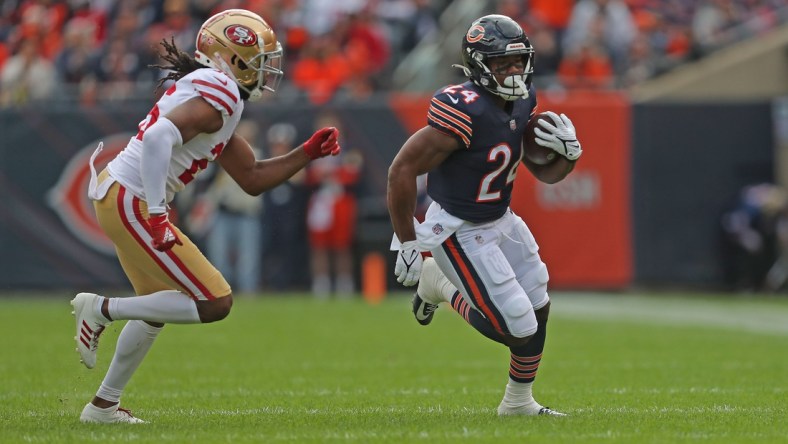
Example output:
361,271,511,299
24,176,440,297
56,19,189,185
303,127,341,160
148,213,183,252
534,111,582,161
395,240,423,287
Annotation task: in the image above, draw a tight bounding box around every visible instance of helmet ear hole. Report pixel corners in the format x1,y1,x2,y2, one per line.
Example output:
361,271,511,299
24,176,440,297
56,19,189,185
229,55,248,70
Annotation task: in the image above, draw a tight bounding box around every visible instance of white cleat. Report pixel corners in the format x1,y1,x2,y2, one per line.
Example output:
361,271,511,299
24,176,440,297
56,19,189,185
71,293,108,369
80,403,146,424
498,401,566,417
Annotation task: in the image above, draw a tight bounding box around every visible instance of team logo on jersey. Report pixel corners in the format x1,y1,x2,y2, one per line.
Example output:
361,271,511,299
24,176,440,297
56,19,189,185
224,25,258,47
466,24,485,43
510,119,516,131
47,133,133,255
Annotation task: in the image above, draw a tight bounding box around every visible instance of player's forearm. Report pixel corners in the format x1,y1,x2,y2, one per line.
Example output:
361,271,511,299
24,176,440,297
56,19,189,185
387,169,418,242
388,195,418,243
244,148,311,196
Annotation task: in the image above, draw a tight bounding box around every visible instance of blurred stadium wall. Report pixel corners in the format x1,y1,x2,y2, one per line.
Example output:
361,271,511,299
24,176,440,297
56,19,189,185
0,87,781,292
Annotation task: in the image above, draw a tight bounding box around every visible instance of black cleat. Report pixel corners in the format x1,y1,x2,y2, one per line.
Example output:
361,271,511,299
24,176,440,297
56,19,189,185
538,407,567,416
412,293,439,326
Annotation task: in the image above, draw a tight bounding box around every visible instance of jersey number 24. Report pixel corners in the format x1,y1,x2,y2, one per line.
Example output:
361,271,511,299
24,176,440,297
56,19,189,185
478,143,518,202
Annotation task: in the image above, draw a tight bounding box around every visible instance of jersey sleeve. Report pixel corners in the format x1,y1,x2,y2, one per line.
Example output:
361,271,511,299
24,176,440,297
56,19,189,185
427,87,473,149
188,69,242,117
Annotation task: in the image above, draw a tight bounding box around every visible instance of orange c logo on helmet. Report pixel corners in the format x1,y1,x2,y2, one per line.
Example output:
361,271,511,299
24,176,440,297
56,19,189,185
224,25,258,47
466,25,485,43
47,133,132,255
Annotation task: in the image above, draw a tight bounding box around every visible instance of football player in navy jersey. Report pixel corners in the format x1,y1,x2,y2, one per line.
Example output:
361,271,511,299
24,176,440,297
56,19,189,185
387,14,582,416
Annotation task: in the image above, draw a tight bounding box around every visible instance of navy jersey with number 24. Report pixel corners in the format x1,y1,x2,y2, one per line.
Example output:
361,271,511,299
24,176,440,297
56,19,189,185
426,81,537,223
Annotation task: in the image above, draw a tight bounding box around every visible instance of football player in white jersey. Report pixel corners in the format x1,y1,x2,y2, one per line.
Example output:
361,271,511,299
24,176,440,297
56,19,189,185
71,9,341,424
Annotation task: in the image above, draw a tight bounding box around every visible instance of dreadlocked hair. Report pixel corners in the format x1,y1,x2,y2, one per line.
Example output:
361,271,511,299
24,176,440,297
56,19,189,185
150,37,203,91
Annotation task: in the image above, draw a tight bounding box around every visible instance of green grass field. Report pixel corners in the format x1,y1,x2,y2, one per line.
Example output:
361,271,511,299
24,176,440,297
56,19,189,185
0,291,786,443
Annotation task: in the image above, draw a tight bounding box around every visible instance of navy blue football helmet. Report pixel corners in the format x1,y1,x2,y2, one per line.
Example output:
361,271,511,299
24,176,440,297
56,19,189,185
455,14,534,100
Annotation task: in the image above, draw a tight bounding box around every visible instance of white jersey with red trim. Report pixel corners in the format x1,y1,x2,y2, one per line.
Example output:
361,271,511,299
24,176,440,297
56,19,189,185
106,68,244,204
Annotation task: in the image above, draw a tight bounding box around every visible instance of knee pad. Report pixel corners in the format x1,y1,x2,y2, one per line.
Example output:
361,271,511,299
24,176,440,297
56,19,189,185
475,247,538,337
521,261,549,309
502,297,537,338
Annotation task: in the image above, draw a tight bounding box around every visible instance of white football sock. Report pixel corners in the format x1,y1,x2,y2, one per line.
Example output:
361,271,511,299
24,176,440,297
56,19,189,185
107,290,200,323
85,403,117,413
95,320,162,403
94,296,112,323
501,379,540,408
438,275,456,304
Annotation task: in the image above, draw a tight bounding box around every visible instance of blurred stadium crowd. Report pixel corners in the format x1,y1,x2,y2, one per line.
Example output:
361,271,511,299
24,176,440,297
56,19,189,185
0,0,785,106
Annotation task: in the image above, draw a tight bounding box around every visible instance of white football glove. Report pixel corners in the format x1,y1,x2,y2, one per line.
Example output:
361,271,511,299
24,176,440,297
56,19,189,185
394,240,423,287
534,111,583,161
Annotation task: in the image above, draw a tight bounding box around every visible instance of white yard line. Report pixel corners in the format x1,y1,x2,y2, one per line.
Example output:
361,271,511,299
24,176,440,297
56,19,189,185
552,293,788,336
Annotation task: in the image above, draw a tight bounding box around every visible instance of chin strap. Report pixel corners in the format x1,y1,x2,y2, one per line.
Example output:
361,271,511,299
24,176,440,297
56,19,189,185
452,64,472,77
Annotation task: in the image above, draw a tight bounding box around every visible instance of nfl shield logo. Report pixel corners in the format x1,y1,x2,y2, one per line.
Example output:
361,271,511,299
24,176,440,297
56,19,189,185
432,224,444,235
510,119,516,131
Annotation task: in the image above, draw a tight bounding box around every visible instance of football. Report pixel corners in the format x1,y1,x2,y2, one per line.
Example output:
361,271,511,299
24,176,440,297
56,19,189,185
523,113,557,165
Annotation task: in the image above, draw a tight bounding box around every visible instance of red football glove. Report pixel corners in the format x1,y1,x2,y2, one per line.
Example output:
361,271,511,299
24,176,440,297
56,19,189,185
148,213,183,252
303,127,341,160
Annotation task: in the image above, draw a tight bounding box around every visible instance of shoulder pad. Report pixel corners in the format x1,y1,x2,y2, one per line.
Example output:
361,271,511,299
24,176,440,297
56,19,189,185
427,84,476,148
186,69,241,117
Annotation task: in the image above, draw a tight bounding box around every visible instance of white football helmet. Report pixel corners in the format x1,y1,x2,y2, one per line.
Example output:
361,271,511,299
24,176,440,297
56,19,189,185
194,9,283,101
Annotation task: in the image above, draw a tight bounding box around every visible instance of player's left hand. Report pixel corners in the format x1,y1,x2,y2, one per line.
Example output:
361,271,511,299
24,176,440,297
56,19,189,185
303,127,341,160
395,240,423,286
149,213,183,252
534,111,582,161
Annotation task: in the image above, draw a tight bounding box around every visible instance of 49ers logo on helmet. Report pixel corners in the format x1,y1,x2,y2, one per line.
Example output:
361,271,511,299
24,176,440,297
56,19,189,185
466,24,485,43
224,25,257,47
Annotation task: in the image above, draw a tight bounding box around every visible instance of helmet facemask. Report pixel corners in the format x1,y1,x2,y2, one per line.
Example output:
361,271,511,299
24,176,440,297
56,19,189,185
473,49,533,101
208,43,284,101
